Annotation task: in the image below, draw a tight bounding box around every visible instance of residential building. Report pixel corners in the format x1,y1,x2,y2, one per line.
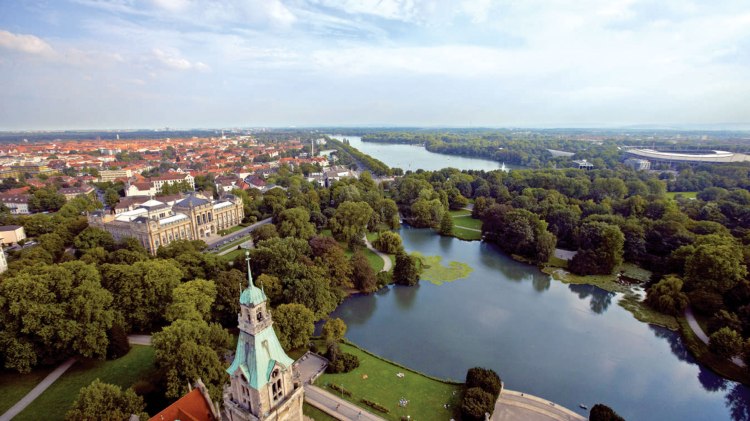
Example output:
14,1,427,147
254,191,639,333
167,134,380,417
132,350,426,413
58,185,95,201
88,193,244,254
0,225,26,244
0,194,30,214
223,254,304,421
99,169,132,182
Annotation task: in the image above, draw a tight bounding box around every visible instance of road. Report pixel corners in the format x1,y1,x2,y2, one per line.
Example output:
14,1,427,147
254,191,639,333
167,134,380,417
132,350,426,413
363,236,392,273
0,358,76,421
206,217,272,250
304,385,386,421
492,389,586,421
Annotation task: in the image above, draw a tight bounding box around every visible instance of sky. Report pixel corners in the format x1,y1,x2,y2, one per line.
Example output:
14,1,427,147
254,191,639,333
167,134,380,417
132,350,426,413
1,0,750,130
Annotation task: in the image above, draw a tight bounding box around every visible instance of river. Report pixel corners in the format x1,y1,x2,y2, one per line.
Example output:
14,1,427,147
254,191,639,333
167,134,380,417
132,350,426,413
330,135,518,172
326,226,750,421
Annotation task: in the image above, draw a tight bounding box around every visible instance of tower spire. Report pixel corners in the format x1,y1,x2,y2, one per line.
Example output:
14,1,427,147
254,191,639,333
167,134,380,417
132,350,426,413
245,250,253,288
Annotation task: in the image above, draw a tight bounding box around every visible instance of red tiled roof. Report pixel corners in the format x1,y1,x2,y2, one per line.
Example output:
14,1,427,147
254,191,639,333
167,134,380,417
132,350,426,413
148,389,216,421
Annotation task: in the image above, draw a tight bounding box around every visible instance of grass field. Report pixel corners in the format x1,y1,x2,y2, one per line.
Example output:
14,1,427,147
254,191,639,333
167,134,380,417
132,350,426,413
14,346,157,421
217,225,245,236
666,191,698,199
0,366,54,414
449,212,483,241
317,342,462,420
451,226,482,241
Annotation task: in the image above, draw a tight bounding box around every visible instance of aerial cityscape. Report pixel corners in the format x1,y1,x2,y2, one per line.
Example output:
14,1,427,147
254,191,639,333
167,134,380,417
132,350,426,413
1,1,750,421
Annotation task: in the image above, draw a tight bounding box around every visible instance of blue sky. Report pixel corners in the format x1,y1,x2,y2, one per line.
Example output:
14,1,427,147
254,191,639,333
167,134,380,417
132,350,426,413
1,0,749,130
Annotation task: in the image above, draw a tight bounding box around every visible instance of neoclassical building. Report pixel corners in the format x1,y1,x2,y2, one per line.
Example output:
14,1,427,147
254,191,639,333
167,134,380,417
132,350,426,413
223,253,304,421
88,193,244,254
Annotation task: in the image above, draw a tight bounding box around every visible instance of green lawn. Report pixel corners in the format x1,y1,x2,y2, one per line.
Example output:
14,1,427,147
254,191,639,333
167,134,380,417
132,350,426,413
0,366,54,414
303,403,339,421
451,226,482,241
220,248,247,262
317,342,462,420
666,191,698,199
322,229,388,273
15,346,157,421
452,215,482,230
217,225,245,236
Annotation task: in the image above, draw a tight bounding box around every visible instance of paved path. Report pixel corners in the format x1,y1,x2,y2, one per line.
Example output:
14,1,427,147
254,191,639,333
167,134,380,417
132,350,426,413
128,334,152,346
684,307,746,367
454,224,481,232
492,389,586,421
363,236,392,273
304,385,386,421
205,217,272,249
0,358,76,421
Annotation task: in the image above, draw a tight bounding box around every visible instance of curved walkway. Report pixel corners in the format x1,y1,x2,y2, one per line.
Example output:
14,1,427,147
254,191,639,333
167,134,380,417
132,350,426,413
363,236,392,273
492,389,586,421
0,358,76,421
684,307,745,367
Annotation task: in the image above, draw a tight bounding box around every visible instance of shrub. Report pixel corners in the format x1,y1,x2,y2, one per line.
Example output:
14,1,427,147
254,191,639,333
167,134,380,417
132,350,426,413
460,387,495,421
106,323,131,360
589,403,625,421
328,383,352,397
466,367,502,399
361,398,389,414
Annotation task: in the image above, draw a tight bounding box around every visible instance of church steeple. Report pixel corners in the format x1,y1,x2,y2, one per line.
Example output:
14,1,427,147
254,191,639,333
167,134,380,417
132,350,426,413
223,253,303,421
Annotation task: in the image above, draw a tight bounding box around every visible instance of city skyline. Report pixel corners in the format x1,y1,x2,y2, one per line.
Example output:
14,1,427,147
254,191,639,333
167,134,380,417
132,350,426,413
1,0,750,130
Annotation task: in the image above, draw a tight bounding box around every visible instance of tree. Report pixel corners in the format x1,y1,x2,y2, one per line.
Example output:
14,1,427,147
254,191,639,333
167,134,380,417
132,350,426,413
410,198,444,228
570,222,624,275
460,387,495,421
99,260,182,331
272,304,315,351
74,227,116,251
372,231,403,254
466,367,502,399
257,274,284,305
152,319,232,400
709,327,744,359
251,223,278,243
284,276,341,319
276,207,316,240
394,250,420,286
683,235,747,293
165,279,217,322
0,261,114,372
65,379,147,421
645,275,689,316
322,318,347,345
482,205,556,264
104,188,120,208
329,201,373,244
309,236,353,289
351,250,377,293
589,403,625,421
214,270,243,327
438,211,453,236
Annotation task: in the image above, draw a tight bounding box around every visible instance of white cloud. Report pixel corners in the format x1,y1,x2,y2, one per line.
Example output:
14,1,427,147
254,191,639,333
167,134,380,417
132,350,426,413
152,48,211,71
0,30,55,57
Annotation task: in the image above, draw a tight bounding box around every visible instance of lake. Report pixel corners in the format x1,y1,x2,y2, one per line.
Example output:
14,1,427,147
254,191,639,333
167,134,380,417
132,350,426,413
326,225,750,421
330,135,517,172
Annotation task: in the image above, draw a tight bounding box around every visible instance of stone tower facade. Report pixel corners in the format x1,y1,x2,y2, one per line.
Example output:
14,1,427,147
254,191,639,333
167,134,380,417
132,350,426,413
223,253,303,421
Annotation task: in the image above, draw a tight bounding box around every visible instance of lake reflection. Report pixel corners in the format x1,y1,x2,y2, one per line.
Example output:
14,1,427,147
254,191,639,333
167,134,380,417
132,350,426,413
324,225,750,421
